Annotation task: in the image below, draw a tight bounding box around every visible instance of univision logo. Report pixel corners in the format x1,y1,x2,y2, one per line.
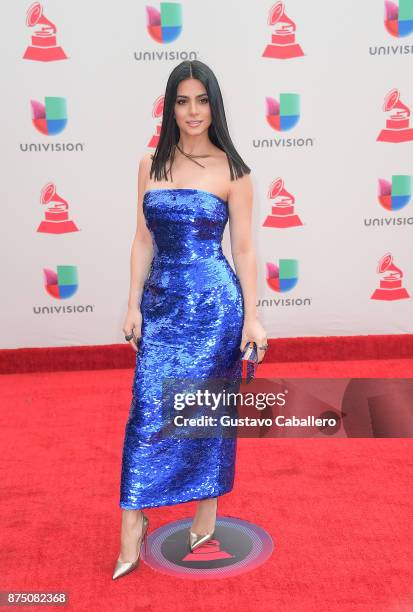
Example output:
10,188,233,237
257,259,312,307
44,265,78,299
369,0,413,55
31,97,67,135
33,265,94,314
253,93,314,149
134,2,197,61
266,259,298,292
364,174,413,227
384,0,413,37
378,174,411,210
19,97,84,152
266,93,300,131
147,2,182,42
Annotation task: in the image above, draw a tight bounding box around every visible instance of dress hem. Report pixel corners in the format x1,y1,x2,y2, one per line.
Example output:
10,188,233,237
119,487,233,511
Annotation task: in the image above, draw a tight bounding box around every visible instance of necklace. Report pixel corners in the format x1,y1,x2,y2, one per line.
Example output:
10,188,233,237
175,143,211,168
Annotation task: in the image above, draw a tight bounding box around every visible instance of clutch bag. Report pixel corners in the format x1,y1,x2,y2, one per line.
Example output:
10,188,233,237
240,341,259,383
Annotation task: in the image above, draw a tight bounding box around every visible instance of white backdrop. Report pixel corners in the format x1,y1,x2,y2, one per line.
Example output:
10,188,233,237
2,0,413,349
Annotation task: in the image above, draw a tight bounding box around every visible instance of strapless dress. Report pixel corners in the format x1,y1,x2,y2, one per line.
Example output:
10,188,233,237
119,188,244,509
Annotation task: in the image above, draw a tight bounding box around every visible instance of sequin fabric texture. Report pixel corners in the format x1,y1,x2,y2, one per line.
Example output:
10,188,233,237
119,188,244,509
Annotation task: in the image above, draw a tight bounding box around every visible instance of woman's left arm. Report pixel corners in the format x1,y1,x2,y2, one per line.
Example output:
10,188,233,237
228,173,268,363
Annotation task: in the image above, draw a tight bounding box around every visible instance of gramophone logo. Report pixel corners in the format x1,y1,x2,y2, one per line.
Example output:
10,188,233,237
378,175,411,211
377,89,413,142
37,183,79,234
370,253,410,300
262,1,304,59
23,2,67,61
384,0,413,37
139,516,273,579
266,259,299,292
263,178,303,228
44,265,78,299
31,97,67,136
266,94,300,131
148,95,164,147
146,2,182,43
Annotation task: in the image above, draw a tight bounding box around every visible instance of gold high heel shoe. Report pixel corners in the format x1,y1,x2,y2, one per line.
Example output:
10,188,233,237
188,530,214,552
188,498,218,552
112,512,149,580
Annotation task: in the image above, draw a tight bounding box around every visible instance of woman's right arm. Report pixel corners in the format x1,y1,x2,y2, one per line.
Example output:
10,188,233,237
123,153,154,351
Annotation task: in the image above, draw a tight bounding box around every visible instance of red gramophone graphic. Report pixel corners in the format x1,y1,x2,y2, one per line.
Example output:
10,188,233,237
23,2,67,62
377,89,413,143
36,182,79,234
370,253,410,300
262,178,303,228
262,1,304,60
147,96,164,148
182,539,234,562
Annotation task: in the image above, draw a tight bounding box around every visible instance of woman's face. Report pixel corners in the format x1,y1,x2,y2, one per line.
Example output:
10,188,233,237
174,78,212,136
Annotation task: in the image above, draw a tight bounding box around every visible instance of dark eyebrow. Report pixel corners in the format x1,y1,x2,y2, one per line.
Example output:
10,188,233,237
176,93,208,98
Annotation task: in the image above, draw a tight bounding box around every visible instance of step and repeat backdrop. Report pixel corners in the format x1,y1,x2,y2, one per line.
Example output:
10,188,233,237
2,0,413,349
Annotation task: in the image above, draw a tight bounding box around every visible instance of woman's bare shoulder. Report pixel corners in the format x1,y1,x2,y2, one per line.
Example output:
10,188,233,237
137,153,154,194
228,170,253,200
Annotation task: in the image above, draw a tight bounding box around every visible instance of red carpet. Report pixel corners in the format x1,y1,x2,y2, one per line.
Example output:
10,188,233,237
1,357,412,611
2,334,413,374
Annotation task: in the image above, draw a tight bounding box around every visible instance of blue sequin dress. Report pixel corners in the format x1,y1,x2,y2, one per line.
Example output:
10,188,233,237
119,188,244,510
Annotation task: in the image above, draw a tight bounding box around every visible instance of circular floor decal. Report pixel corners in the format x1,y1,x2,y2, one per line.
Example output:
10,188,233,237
141,515,274,579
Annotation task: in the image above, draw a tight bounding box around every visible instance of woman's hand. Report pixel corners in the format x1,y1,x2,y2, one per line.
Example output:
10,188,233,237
240,317,268,364
122,306,143,352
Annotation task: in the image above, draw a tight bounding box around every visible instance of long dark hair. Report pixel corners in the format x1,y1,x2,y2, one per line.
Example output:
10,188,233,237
149,60,251,182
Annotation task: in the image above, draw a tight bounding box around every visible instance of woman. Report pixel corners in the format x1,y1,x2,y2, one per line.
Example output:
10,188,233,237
113,59,268,580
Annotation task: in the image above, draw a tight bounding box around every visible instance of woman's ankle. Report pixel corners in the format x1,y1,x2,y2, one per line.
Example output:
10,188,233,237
122,509,143,526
